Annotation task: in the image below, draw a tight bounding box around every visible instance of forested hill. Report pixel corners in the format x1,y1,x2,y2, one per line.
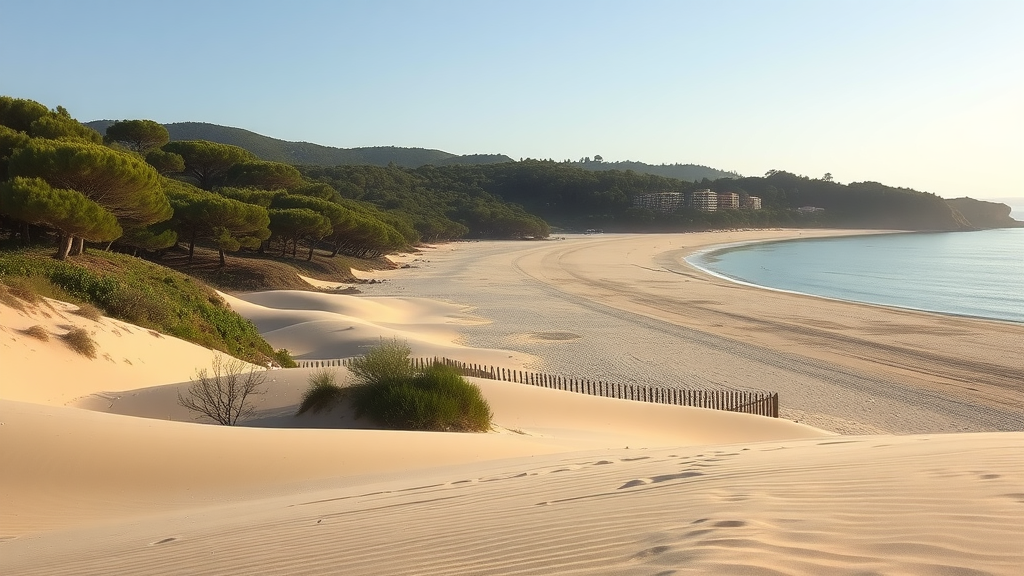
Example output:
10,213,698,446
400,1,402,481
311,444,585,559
576,159,741,182
945,197,1023,228
84,121,513,168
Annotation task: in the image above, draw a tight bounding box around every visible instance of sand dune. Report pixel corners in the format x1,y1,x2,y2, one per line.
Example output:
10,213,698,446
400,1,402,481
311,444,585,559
5,421,1021,575
222,290,534,366
2,230,1022,575
0,297,221,406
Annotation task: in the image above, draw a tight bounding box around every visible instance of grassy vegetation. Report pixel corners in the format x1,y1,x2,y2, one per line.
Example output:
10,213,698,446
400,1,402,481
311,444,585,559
20,324,49,340
0,276,43,309
60,326,96,358
70,302,102,321
0,282,26,310
347,339,492,432
0,247,291,364
154,244,387,292
296,368,345,415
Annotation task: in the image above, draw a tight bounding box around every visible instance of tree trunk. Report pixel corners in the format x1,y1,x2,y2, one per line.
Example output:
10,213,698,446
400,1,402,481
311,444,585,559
218,249,226,267
307,243,314,261
55,234,73,260
71,237,85,256
188,231,196,263
21,222,31,245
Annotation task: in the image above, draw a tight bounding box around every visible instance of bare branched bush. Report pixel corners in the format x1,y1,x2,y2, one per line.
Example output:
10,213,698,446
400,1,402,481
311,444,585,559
178,354,266,425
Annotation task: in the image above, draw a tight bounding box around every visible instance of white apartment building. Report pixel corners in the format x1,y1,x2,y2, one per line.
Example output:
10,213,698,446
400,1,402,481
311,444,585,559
691,189,718,212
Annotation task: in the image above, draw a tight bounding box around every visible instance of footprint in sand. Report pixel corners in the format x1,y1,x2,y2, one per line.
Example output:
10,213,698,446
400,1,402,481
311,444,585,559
712,520,747,528
480,472,528,482
618,471,704,489
818,440,862,446
630,545,670,560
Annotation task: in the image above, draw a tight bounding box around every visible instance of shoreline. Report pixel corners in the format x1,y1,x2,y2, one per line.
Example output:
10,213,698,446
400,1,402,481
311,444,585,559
683,229,1023,326
356,228,1024,434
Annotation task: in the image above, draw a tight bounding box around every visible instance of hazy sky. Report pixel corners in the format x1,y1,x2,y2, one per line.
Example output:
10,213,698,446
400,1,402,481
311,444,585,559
2,0,1021,198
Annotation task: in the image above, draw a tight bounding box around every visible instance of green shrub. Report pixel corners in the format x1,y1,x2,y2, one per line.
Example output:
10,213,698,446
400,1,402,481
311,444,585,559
347,342,492,432
296,368,344,415
106,285,171,326
60,327,97,358
274,348,297,368
347,338,415,386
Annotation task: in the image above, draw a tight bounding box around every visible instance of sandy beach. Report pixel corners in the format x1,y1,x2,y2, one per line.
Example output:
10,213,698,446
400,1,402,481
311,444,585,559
2,229,1022,575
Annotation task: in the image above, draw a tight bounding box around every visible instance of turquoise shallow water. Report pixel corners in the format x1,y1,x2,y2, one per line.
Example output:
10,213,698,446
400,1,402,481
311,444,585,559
687,229,1024,323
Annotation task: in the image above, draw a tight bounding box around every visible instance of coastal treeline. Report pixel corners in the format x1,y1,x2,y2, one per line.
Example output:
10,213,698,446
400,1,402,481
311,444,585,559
301,160,978,233
2,93,1002,269
0,96,549,268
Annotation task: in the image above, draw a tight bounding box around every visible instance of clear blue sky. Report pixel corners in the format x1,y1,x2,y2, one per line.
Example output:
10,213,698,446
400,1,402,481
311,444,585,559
2,0,1021,198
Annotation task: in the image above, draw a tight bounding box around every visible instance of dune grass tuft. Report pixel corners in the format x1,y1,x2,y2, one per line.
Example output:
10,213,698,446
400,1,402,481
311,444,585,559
0,277,47,310
60,326,97,358
296,368,345,415
71,302,103,321
0,282,25,311
347,339,492,432
21,324,49,341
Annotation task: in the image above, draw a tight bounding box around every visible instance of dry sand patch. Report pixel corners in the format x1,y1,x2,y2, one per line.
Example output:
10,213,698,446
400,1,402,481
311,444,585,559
2,230,1022,575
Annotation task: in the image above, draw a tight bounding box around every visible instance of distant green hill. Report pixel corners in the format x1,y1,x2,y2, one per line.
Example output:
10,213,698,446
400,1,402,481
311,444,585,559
576,159,741,182
84,120,513,168
85,120,740,179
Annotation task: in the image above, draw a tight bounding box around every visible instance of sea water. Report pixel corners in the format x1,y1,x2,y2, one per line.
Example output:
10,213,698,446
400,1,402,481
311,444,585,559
688,228,1024,324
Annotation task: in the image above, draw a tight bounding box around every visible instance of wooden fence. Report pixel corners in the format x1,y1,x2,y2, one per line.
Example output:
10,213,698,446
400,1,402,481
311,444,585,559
296,356,779,418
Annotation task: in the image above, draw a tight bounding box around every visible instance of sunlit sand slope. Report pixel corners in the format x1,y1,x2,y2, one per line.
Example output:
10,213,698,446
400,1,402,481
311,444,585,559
4,432,1021,575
